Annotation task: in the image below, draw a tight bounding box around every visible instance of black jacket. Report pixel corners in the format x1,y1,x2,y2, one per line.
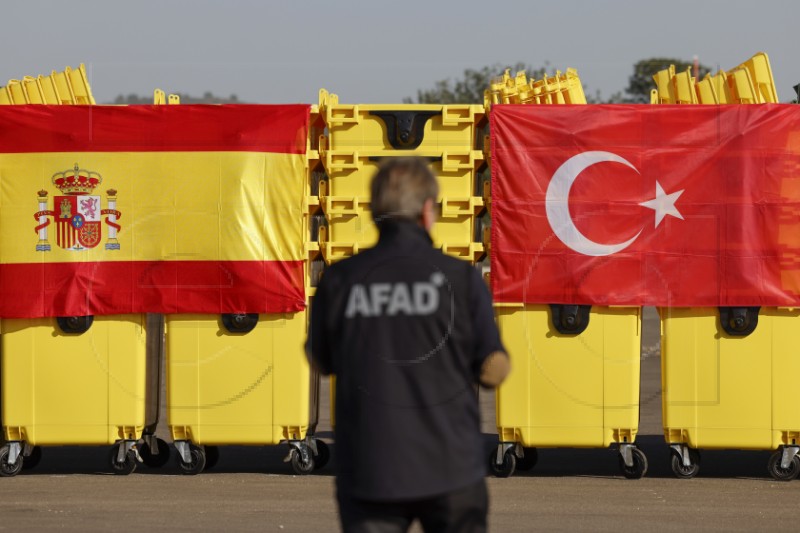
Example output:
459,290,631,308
307,219,504,500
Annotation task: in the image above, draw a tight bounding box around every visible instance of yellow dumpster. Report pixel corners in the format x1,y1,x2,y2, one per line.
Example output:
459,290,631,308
660,307,800,480
492,304,646,478
165,311,327,475
0,314,159,476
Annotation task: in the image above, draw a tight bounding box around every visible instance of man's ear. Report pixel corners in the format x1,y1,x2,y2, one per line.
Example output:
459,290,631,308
422,197,436,231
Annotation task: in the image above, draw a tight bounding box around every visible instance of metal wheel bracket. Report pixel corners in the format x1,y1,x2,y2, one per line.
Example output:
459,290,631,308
116,440,137,463
515,444,528,460
285,440,311,465
174,440,192,464
619,444,635,468
670,444,691,467
22,442,34,457
142,434,159,454
494,442,517,465
6,442,22,466
780,446,800,470
306,437,319,457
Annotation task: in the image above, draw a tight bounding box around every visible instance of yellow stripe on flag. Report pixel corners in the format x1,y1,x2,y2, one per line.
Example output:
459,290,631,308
0,152,305,264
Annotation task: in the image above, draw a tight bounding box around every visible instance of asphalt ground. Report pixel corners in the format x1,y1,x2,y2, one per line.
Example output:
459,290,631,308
1,308,800,532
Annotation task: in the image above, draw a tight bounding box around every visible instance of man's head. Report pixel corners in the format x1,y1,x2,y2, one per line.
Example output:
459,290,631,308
370,158,439,231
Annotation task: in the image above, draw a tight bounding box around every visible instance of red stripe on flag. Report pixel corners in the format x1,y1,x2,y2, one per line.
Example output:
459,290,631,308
0,105,309,154
0,260,305,318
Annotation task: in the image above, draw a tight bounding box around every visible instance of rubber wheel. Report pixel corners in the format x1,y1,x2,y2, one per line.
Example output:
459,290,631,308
488,448,516,478
204,446,220,471
22,446,42,471
312,440,330,470
0,445,23,477
290,448,315,475
516,447,538,471
139,438,171,468
109,443,137,475
767,450,800,481
177,444,206,475
670,448,700,479
620,448,649,479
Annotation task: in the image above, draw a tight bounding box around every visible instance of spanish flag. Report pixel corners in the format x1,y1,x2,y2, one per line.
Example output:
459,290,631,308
0,105,308,318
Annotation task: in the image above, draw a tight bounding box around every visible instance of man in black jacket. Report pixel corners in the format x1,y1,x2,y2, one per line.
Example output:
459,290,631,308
306,158,510,533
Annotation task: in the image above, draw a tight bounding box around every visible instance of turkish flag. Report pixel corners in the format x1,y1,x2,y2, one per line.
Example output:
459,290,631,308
490,105,800,307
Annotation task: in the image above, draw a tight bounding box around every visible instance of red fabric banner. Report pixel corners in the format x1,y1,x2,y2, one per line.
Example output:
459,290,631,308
0,104,309,318
490,105,800,307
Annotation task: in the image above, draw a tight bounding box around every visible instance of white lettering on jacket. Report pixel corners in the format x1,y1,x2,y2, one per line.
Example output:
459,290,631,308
345,273,445,318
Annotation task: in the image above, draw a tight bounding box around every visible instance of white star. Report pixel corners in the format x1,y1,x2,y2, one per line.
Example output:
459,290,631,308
639,181,684,228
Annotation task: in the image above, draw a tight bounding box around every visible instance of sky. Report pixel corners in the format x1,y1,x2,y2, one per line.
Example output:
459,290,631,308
1,0,797,104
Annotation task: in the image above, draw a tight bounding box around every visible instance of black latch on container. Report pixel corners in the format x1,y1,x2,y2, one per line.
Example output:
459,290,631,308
367,156,442,163
221,313,259,334
718,306,760,336
56,315,93,334
368,111,440,150
549,304,591,335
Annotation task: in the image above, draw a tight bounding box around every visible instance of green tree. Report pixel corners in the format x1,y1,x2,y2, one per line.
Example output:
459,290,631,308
404,63,549,104
623,58,711,103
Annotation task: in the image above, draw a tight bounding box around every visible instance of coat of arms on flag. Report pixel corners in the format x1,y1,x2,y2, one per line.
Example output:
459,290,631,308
33,164,122,252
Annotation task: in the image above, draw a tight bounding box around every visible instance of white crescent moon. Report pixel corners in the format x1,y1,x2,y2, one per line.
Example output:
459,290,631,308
545,151,642,257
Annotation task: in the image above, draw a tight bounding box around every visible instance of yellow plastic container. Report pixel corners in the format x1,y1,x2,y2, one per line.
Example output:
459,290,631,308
319,89,483,153
484,68,586,108
318,202,483,265
165,311,325,474
319,144,484,199
492,305,644,477
660,307,800,471
734,52,778,103
166,312,311,445
1,315,148,445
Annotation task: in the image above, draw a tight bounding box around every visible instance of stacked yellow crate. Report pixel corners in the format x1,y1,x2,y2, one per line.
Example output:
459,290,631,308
0,64,96,105
484,68,587,108
652,52,800,481
651,52,779,104
316,89,486,265
483,67,646,480
0,66,166,478
164,105,329,476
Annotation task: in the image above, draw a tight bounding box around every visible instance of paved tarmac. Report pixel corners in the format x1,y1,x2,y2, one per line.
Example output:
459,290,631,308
1,308,799,532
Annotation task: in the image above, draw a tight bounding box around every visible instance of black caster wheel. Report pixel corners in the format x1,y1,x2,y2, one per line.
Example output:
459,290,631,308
312,440,330,470
109,442,137,475
767,450,800,481
488,448,516,478
139,438,171,468
177,444,206,475
290,448,315,475
620,448,648,479
670,448,700,479
0,445,23,477
516,447,538,471
204,446,220,471
22,446,42,471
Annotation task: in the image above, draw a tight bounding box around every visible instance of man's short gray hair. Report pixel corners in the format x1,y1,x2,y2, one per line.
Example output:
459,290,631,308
370,158,439,224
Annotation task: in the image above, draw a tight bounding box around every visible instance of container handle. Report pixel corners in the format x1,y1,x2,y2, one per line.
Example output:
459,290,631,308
368,110,440,150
